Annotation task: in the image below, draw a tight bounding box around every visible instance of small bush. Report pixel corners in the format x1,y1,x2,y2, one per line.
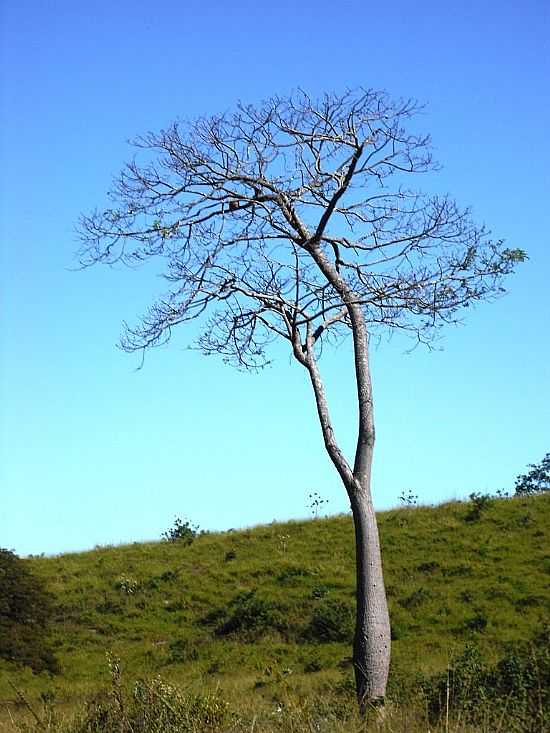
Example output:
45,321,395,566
162,517,199,544
213,590,286,638
464,492,493,521
306,598,354,642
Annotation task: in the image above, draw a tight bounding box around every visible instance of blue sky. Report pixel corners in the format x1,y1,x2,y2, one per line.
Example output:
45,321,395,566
1,0,549,557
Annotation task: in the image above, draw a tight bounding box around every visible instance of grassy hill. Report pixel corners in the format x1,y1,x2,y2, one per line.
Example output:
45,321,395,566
1,493,549,730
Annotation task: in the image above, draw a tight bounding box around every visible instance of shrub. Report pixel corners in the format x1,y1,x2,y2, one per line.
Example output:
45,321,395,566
213,590,286,638
162,517,199,544
426,644,490,719
514,452,550,495
464,492,493,522
0,548,59,673
306,598,354,642
425,626,550,731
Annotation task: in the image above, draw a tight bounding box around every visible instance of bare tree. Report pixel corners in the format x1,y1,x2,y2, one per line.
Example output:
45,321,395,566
77,89,526,712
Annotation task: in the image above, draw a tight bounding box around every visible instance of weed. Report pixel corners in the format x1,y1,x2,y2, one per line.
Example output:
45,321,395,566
307,492,328,518
398,489,418,507
277,534,290,554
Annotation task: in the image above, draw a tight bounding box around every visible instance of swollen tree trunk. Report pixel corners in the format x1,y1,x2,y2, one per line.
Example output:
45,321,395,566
349,468,391,712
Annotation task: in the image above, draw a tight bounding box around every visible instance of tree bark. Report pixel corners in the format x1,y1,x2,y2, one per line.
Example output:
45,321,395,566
347,317,391,712
349,469,391,713
299,317,391,712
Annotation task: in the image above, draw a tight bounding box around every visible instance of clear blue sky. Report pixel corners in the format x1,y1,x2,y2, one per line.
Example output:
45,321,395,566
1,0,549,557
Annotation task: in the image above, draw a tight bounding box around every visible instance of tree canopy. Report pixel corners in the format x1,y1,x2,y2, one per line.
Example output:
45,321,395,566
78,89,526,370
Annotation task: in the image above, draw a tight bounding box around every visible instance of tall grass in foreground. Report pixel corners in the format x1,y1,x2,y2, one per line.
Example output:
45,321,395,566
3,628,548,733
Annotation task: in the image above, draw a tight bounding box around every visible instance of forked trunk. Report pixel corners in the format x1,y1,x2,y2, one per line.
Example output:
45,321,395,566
296,254,391,713
349,451,391,713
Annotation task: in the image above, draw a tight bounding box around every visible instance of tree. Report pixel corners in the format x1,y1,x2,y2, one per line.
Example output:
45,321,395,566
77,89,525,712
514,453,550,495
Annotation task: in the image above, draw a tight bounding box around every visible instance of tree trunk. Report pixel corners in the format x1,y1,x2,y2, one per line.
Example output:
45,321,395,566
349,453,391,714
295,251,391,713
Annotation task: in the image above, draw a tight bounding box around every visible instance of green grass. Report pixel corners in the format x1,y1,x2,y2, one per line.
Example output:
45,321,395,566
1,492,549,730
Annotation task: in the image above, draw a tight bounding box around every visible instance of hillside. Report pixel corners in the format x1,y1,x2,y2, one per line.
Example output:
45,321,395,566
1,493,549,719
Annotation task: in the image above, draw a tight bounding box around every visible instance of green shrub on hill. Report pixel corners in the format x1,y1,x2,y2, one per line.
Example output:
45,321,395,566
162,517,200,545
426,625,550,731
515,452,550,495
305,599,354,642
211,590,287,638
0,548,59,674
